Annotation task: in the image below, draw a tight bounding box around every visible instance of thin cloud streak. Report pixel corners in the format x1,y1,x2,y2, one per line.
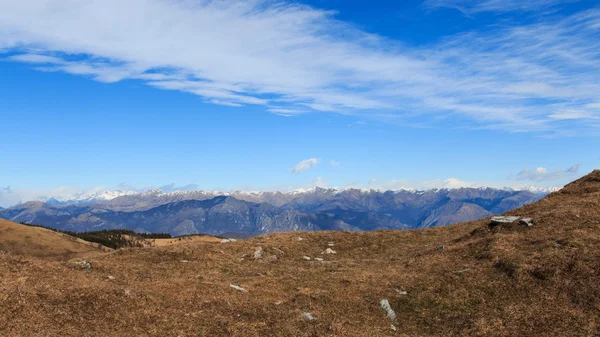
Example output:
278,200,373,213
0,1,599,133
425,0,575,14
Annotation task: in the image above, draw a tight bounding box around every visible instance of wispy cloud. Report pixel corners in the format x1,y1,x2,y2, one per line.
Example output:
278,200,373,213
425,0,574,14
330,160,341,167
292,158,319,174
516,165,580,182
1,1,599,134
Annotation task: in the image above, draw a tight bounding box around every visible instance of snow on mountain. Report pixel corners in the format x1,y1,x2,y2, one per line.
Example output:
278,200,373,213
35,190,137,205
28,183,560,207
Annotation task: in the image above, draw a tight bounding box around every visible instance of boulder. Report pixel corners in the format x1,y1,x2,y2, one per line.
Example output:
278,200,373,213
490,216,520,226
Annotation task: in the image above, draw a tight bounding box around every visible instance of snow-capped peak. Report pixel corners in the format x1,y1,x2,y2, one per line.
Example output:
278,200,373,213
35,189,136,205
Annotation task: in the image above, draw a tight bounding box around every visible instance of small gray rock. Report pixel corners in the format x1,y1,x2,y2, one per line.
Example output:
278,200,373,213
230,284,247,292
301,312,316,321
67,258,92,271
380,299,397,323
253,247,263,259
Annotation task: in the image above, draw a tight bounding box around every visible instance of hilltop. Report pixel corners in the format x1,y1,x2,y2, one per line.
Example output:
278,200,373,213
1,171,599,336
0,219,111,260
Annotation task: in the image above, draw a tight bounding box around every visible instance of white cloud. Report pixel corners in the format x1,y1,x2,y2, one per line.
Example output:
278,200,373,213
368,177,377,185
0,1,599,133
516,165,580,182
292,158,319,174
330,160,341,167
425,0,573,14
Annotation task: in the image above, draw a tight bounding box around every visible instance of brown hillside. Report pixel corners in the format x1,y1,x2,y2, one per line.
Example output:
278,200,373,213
1,171,600,336
0,219,112,260
122,234,224,247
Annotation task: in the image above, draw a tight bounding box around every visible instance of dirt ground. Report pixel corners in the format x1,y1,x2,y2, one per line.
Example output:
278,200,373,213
1,171,600,336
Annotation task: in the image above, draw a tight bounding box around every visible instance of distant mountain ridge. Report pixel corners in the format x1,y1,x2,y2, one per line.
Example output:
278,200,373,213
0,187,545,236
21,184,559,208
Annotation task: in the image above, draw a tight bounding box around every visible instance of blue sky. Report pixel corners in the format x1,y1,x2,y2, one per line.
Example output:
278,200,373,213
0,0,599,206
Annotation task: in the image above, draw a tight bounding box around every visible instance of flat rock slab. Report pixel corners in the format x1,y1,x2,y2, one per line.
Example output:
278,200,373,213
490,216,520,226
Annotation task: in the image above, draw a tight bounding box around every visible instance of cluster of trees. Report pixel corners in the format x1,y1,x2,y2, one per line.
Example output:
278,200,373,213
19,222,171,249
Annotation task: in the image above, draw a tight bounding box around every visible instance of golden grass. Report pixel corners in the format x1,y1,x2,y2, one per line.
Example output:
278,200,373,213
122,234,224,247
0,219,112,261
1,171,600,336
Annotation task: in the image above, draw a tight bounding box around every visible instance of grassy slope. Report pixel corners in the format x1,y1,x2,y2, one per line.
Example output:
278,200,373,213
1,171,600,336
0,219,112,260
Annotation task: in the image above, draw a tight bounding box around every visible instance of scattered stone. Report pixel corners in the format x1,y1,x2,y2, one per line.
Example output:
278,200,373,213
253,247,264,259
380,299,397,323
297,237,304,241
302,256,312,261
324,248,337,254
328,243,335,247
266,255,278,262
220,238,237,243
180,260,190,263
394,289,407,295
520,218,534,227
391,325,397,331
274,301,283,305
67,258,92,271
301,312,316,321
107,276,115,280
124,289,131,296
314,258,324,262
230,284,247,292
194,275,204,280
437,245,445,252
490,216,520,226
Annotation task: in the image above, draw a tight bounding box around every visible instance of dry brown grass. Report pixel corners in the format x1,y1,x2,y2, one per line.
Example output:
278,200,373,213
2,171,600,336
0,219,111,261
122,234,224,247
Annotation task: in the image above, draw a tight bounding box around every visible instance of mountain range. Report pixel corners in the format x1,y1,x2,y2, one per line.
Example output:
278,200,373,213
0,187,544,236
